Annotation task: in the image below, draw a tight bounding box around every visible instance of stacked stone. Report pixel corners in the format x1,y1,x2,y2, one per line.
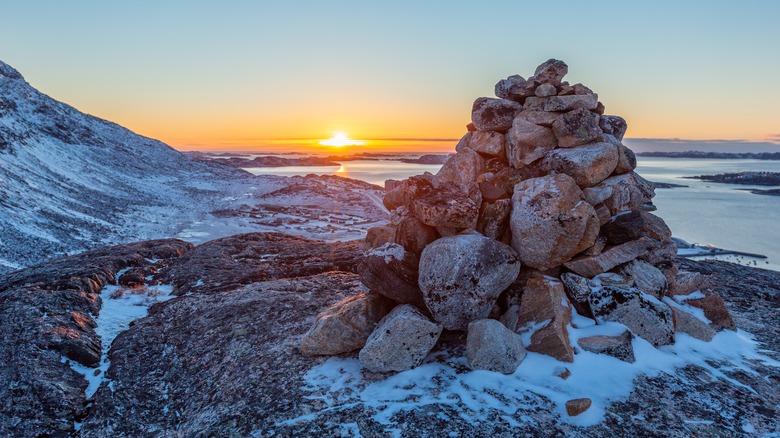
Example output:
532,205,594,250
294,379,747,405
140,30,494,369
301,59,735,377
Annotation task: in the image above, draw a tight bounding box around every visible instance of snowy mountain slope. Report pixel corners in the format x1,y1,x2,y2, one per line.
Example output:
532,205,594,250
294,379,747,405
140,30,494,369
0,60,245,274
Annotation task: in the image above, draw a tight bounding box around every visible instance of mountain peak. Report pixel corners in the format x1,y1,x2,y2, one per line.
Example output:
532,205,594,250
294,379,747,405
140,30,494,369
0,60,24,81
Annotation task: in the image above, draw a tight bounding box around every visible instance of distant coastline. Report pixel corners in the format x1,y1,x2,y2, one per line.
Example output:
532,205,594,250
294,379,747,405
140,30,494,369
637,151,780,160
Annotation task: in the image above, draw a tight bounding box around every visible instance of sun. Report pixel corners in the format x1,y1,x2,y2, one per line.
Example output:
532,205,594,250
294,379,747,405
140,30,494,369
319,132,365,147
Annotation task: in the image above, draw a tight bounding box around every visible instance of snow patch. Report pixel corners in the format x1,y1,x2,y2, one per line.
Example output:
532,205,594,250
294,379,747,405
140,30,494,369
291,317,780,429
369,243,406,264
63,284,175,398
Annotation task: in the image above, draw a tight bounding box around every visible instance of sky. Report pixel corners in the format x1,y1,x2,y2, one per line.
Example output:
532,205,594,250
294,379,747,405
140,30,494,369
1,0,779,153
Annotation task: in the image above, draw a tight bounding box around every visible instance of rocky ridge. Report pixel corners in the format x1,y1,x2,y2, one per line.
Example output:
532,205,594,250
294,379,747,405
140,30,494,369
300,60,738,413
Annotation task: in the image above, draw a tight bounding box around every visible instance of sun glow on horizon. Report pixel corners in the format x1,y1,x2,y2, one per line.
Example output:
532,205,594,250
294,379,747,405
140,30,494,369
319,132,366,148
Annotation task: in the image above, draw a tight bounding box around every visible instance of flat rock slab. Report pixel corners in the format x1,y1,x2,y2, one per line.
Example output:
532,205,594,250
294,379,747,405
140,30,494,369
471,97,523,131
359,305,443,372
564,237,658,278
418,234,520,330
157,232,363,295
578,330,636,363
540,141,618,187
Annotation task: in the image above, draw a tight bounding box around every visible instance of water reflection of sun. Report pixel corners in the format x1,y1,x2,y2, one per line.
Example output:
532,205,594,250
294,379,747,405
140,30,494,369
336,164,346,173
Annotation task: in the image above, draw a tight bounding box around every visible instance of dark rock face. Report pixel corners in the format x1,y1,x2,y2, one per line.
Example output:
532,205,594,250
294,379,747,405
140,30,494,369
157,232,363,295
0,239,192,437
357,244,426,308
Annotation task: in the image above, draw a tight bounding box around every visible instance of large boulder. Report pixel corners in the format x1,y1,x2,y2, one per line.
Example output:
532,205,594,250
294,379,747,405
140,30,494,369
466,319,526,374
471,97,523,131
506,117,559,167
552,108,602,148
394,216,438,255
359,305,443,372
601,210,645,244
510,174,600,270
599,115,628,140
597,172,656,215
539,141,619,187
418,234,521,330
532,59,568,86
619,260,667,299
436,147,486,188
679,290,736,331
516,274,574,362
300,293,395,356
666,301,717,341
412,185,479,229
495,74,537,101
357,243,426,308
589,287,675,347
468,130,507,157
365,225,395,249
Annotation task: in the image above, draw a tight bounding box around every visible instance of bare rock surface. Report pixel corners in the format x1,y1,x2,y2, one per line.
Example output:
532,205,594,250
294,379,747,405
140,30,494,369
157,232,363,295
0,239,192,437
552,108,602,148
418,234,520,330
506,117,558,166
1,237,780,436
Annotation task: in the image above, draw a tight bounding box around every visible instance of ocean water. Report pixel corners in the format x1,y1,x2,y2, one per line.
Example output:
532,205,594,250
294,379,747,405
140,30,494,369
247,157,780,271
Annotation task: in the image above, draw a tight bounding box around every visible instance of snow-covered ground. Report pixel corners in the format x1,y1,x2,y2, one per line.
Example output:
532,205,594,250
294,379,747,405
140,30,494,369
289,308,780,432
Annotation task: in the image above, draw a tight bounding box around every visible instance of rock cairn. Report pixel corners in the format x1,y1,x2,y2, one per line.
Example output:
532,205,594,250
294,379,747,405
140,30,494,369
301,59,735,381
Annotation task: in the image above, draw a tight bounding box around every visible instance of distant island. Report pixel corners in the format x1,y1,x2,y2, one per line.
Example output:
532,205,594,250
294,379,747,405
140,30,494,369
685,171,780,186
637,151,780,160
185,153,341,168
399,154,452,164
741,188,780,197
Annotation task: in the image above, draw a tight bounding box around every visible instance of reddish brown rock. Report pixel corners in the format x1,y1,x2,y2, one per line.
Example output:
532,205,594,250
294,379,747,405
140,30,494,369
599,115,628,141
436,147,486,188
517,274,574,362
564,237,657,278
468,130,506,157
683,290,736,331
669,271,706,296
566,398,592,417
533,59,568,86
495,74,537,102
357,243,426,308
395,216,438,255
523,94,599,112
597,172,656,215
412,185,479,229
506,117,559,167
517,110,561,127
668,303,716,341
510,174,599,270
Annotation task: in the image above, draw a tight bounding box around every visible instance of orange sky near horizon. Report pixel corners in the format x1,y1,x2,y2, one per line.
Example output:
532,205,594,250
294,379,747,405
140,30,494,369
2,1,779,154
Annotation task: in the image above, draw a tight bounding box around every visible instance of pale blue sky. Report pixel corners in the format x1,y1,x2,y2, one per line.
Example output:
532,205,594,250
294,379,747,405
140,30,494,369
1,0,779,150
